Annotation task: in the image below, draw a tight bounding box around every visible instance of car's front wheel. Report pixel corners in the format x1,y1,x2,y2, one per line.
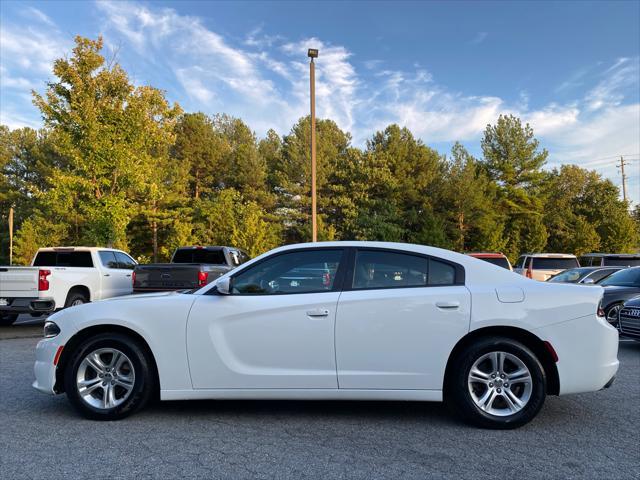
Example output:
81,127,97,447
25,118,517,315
447,337,546,429
64,333,155,420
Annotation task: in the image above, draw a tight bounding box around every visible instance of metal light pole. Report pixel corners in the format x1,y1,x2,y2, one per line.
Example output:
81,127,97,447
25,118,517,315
308,48,318,242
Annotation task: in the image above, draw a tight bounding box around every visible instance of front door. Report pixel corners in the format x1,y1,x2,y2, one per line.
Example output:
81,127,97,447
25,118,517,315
186,248,346,389
336,249,471,390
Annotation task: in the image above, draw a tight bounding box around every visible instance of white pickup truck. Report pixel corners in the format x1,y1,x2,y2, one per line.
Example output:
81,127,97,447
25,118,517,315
0,247,137,326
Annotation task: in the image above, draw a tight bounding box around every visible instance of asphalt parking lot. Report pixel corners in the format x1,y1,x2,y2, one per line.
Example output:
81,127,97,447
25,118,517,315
1,319,639,480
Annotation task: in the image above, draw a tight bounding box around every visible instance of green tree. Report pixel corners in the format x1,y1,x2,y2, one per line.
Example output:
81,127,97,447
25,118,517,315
481,115,548,259
439,143,504,252
28,35,181,250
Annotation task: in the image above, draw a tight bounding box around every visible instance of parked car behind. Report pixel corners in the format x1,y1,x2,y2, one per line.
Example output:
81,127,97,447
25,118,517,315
599,267,640,326
465,252,512,270
513,253,579,281
0,247,136,326
618,296,640,341
579,253,640,267
547,267,622,285
133,246,248,293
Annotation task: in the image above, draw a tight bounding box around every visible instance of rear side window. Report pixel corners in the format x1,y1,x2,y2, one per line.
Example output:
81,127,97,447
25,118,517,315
115,252,136,270
33,251,93,268
99,251,118,269
588,269,619,283
352,250,457,289
172,249,226,264
532,258,579,270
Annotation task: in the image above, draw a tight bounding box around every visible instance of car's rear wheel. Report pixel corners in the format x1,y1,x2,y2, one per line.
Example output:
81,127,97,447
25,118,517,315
64,333,155,420
0,313,19,326
65,291,89,308
447,337,546,429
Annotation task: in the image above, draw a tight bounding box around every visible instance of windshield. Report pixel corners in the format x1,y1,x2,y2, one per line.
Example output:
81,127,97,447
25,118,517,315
531,257,579,270
600,268,640,287
548,268,589,283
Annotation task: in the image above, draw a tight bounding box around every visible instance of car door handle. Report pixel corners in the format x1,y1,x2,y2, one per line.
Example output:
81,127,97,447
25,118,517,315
436,301,460,309
104,273,110,277
306,309,329,317
125,274,131,277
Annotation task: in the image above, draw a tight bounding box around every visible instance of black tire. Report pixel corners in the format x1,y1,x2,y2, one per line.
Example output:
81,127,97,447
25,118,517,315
446,336,546,429
63,333,155,420
0,314,19,326
64,291,89,308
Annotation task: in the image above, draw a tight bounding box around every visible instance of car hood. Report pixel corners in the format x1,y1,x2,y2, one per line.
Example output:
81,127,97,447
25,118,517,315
101,291,184,302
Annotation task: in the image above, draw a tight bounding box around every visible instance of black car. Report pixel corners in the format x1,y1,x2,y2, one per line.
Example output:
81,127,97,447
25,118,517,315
618,296,640,341
579,253,640,267
547,266,622,284
599,267,640,326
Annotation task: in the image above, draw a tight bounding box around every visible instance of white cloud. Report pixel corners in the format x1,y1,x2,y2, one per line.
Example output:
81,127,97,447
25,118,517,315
470,32,488,45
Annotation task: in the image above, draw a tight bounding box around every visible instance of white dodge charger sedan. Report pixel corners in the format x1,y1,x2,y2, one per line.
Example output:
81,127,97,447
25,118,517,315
34,242,619,428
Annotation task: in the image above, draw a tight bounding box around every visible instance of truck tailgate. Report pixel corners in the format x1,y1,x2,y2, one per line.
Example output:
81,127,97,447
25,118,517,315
0,267,39,298
133,264,201,290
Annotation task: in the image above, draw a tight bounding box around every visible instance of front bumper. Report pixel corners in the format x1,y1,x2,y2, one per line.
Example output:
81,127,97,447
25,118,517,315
33,337,62,395
534,314,619,395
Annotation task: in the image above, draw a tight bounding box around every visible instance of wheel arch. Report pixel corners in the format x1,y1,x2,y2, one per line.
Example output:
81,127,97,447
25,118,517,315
55,324,160,395
443,326,560,396
65,285,92,304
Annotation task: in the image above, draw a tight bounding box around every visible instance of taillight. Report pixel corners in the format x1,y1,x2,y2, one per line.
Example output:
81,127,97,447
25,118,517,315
38,269,51,291
132,271,136,286
597,299,606,318
322,272,331,287
525,266,533,279
198,271,209,287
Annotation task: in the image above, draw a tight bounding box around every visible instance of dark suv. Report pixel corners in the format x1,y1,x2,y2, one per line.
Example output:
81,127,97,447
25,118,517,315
579,253,640,267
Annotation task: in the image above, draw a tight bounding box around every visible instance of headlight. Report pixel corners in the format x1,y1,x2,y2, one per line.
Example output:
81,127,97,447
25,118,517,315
43,321,60,338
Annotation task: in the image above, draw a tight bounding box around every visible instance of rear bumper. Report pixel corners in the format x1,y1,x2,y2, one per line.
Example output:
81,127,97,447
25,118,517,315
534,314,619,395
0,297,55,314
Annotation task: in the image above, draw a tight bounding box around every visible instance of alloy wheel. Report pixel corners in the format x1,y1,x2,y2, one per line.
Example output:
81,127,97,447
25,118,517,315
467,351,533,417
75,348,136,410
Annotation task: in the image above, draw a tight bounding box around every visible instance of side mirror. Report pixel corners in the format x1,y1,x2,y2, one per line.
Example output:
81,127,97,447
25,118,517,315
582,277,595,285
216,277,231,295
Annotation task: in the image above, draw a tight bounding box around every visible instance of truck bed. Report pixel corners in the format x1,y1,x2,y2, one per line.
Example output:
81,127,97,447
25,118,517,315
133,263,231,292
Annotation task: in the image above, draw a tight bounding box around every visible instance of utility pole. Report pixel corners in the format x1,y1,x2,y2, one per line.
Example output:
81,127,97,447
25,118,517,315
308,48,319,242
617,156,629,203
8,207,14,265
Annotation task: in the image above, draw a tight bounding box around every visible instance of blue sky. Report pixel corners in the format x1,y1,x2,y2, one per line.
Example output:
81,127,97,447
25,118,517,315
1,1,639,203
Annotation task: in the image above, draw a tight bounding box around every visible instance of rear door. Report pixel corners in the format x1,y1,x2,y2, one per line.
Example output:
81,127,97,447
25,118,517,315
114,251,136,296
335,248,471,390
97,251,121,299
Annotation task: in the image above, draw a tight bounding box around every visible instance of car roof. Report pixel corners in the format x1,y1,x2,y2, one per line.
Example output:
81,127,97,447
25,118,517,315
37,247,123,252
519,253,577,258
581,253,640,258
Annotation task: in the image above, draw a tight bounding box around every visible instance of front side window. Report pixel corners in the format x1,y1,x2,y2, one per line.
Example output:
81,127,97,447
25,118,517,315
115,252,136,270
232,249,344,295
352,250,457,289
515,256,526,269
99,251,118,269
600,268,640,287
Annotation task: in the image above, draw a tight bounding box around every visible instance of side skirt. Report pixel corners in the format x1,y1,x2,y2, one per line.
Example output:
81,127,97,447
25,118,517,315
160,389,443,402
